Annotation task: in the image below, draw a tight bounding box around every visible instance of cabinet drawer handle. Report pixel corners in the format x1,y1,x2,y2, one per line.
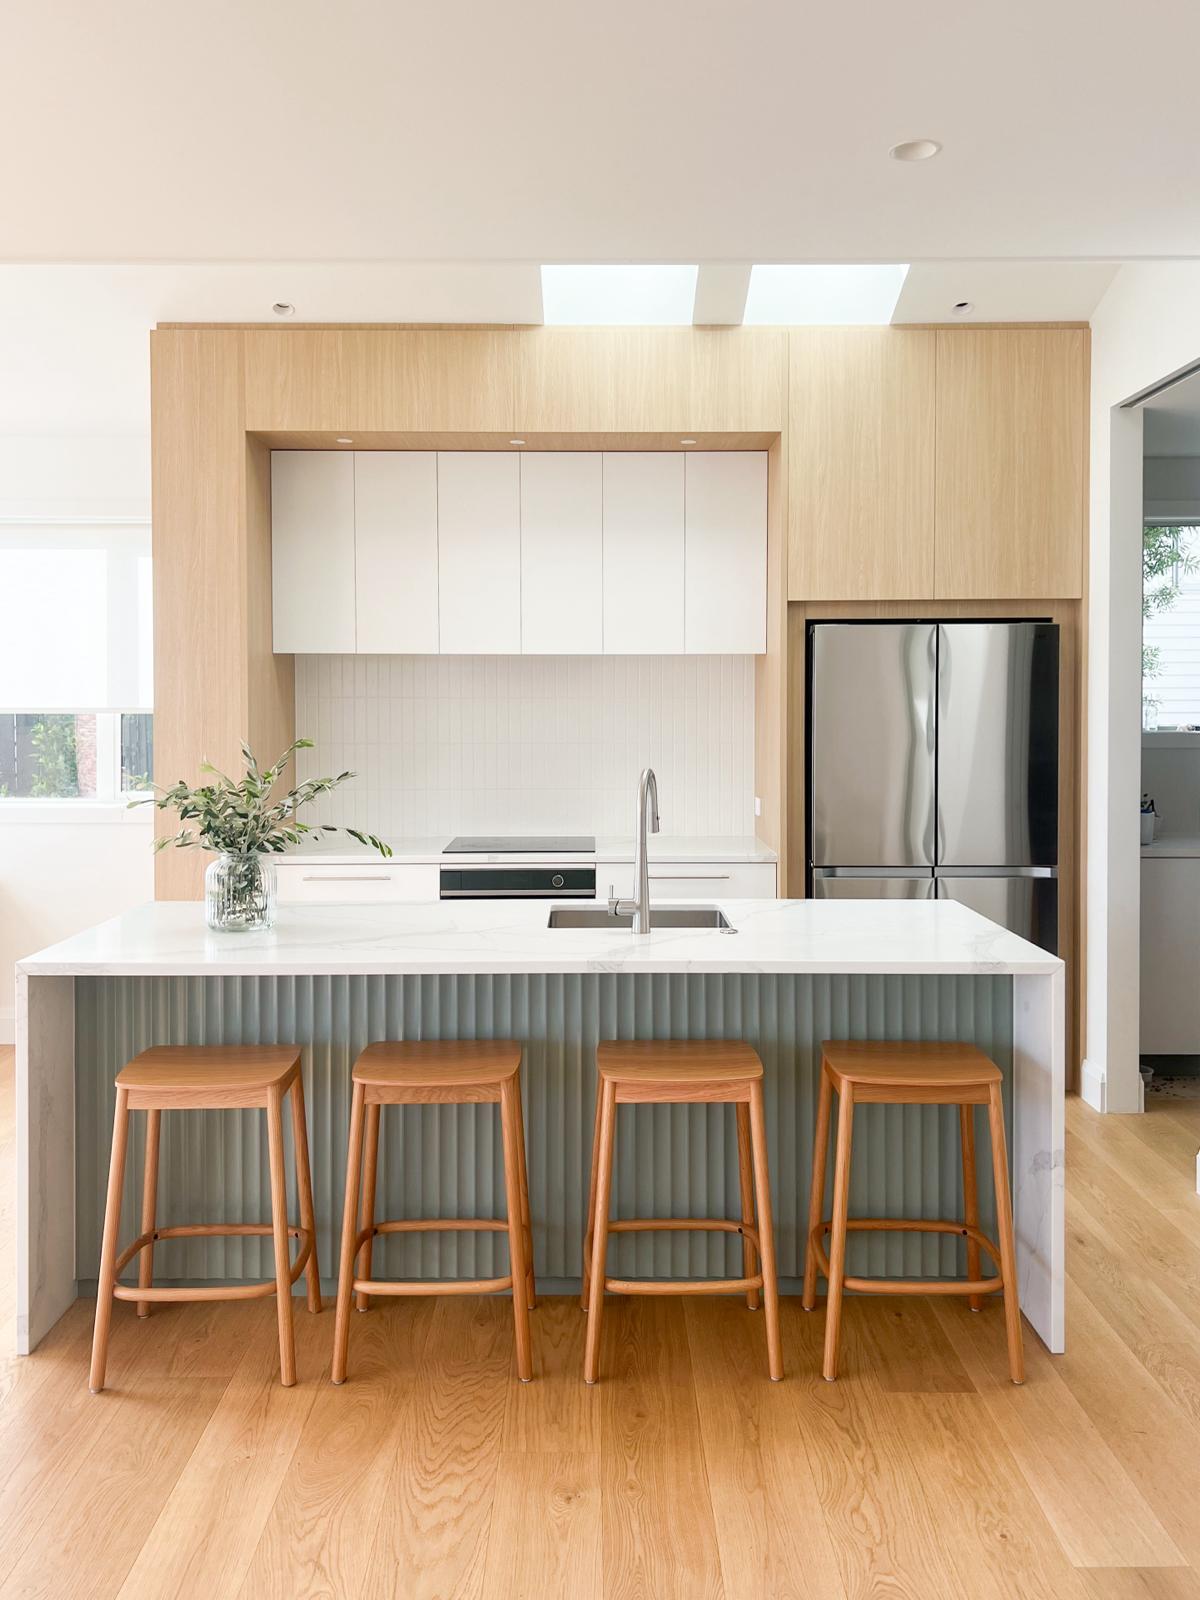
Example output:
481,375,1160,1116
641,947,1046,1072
301,874,393,883
648,873,731,881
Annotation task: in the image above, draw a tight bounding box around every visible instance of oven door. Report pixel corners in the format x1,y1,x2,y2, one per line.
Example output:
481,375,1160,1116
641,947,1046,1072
439,866,597,899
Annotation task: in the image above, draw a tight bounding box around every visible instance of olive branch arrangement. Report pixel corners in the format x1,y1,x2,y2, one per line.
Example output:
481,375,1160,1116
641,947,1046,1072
137,738,392,858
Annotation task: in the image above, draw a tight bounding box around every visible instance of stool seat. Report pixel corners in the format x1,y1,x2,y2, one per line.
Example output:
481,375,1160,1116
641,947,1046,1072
353,1040,521,1092
821,1041,1000,1102
598,1039,762,1086
117,1045,301,1106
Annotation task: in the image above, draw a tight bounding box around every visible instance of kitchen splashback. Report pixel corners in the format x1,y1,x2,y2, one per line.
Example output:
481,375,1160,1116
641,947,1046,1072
294,654,755,837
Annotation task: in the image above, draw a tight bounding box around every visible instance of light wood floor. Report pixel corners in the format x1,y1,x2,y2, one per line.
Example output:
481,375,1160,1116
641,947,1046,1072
1,1044,1199,1598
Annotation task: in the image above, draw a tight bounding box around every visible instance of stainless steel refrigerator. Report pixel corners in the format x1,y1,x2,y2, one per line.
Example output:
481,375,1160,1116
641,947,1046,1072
807,621,1059,952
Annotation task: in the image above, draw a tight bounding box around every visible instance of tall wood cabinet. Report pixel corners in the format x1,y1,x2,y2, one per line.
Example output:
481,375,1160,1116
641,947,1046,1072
788,329,935,600
788,326,1086,602
934,329,1086,599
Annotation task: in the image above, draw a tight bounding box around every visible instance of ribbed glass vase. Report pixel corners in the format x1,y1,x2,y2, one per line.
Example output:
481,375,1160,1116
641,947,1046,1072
204,852,277,932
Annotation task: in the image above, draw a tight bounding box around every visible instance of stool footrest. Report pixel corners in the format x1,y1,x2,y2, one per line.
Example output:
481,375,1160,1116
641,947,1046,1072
608,1217,758,1239
809,1218,1005,1298
111,1223,314,1302
352,1274,514,1297
365,1217,509,1236
604,1274,765,1297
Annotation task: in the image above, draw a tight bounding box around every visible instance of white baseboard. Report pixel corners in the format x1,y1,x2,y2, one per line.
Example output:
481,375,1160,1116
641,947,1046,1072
0,1005,13,1046
1080,1057,1106,1112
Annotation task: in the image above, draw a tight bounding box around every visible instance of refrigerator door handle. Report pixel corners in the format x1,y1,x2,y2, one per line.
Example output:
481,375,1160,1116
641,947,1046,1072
934,866,1057,879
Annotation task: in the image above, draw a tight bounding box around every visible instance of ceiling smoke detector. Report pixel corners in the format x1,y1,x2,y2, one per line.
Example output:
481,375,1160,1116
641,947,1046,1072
951,301,975,317
889,140,942,162
272,301,296,317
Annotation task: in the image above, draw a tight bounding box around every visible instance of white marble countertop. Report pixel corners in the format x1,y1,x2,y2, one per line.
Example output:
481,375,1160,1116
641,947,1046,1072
278,834,778,866
17,898,1060,978
1141,834,1200,858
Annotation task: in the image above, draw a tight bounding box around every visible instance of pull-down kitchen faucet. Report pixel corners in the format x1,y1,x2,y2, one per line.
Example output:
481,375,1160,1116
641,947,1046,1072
608,767,660,933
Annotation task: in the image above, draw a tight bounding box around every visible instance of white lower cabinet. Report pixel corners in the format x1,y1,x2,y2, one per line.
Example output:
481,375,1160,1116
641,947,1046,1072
602,860,777,901
274,862,439,905
1140,857,1200,1053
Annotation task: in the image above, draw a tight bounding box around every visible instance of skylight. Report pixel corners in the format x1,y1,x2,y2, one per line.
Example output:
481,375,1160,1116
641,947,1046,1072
540,264,699,326
741,264,910,325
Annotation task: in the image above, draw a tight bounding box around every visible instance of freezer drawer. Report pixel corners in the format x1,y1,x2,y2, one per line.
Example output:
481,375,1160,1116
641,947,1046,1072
936,872,1057,955
936,622,1059,868
811,869,935,901
809,623,936,867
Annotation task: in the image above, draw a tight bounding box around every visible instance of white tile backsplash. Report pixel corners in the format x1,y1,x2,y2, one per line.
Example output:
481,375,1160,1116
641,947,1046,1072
294,655,756,837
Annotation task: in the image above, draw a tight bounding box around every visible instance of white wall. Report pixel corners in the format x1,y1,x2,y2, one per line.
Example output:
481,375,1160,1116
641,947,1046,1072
294,653,757,839
1088,262,1200,1111
0,431,154,1042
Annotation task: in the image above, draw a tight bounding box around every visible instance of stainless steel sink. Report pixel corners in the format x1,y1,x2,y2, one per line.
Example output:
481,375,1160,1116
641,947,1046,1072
547,905,734,931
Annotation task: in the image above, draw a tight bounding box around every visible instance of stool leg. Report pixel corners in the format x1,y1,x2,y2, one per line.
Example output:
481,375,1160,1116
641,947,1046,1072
500,1078,534,1383
583,1081,617,1385
802,1066,834,1311
290,1072,322,1315
332,1081,366,1385
581,1078,604,1312
823,1085,855,1382
266,1085,297,1387
136,1107,161,1320
748,1080,782,1382
90,1086,131,1393
987,1083,1025,1385
355,1102,380,1313
959,1103,983,1313
512,1072,537,1311
735,1102,759,1312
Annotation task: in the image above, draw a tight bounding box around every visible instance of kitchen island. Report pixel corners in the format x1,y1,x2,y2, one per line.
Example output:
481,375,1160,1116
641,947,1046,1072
15,896,1064,1355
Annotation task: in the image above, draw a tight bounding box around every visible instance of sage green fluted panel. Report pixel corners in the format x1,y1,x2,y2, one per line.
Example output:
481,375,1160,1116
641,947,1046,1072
74,972,1012,1291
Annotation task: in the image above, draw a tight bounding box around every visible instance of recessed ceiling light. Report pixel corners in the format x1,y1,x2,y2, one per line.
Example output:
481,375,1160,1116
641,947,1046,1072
680,438,698,445
540,264,698,326
951,301,975,317
742,264,910,326
272,301,296,317
335,437,353,444
510,438,526,446
889,140,942,162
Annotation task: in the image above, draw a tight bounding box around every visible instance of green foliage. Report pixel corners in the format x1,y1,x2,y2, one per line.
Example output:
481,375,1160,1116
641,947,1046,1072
137,738,391,858
30,716,79,798
1143,524,1198,683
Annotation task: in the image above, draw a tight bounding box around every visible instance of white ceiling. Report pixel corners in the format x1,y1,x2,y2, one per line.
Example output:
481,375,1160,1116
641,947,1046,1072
3,1,1200,263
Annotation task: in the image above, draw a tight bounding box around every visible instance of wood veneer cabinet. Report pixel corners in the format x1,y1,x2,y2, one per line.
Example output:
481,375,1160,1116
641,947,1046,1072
788,329,936,600
934,328,1086,599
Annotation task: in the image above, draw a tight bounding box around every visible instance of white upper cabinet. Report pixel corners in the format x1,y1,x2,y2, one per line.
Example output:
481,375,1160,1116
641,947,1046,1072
354,452,439,654
437,452,521,653
520,453,603,653
271,451,356,653
684,452,767,653
602,453,685,653
271,448,767,655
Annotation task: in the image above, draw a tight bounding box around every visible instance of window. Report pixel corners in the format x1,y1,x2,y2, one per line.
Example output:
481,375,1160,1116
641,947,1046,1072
0,521,153,805
0,713,153,800
1143,523,1200,729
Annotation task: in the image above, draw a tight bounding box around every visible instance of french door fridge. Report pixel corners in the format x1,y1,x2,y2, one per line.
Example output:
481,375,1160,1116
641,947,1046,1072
807,621,1059,952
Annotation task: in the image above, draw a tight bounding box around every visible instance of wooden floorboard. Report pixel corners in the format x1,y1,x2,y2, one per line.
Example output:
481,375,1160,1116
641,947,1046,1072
2,1042,1199,1597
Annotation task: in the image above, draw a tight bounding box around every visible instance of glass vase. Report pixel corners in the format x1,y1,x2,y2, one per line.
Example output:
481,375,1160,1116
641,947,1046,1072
205,852,277,932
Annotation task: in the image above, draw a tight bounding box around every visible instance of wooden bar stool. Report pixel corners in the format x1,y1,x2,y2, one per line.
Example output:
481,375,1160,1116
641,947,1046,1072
802,1040,1024,1385
89,1045,321,1393
331,1041,535,1385
582,1040,781,1384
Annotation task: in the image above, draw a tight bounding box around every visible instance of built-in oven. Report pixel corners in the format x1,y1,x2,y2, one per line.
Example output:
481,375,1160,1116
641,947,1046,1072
438,865,596,900
438,835,597,900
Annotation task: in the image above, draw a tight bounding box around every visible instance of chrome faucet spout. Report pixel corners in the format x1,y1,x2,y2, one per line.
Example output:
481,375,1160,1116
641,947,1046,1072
610,767,660,933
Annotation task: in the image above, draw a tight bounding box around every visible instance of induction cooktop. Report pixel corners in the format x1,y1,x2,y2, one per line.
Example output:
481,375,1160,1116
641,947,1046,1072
443,835,596,854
